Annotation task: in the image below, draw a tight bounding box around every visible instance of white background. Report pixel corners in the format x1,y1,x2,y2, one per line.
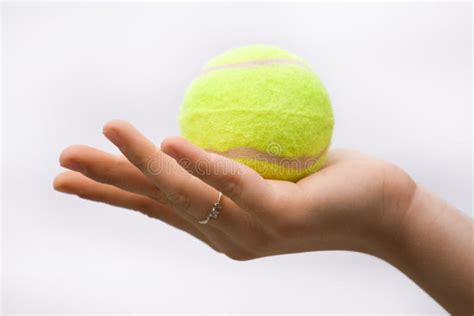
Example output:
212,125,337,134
2,2,472,313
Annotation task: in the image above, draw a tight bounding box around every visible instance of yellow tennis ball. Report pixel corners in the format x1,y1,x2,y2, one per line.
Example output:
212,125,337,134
179,44,334,182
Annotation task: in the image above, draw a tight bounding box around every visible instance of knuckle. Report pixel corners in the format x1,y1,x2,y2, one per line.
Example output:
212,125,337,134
146,156,163,176
114,157,129,171
152,190,168,204
98,159,120,183
165,189,191,212
135,154,151,171
208,154,243,196
219,176,243,198
135,198,156,214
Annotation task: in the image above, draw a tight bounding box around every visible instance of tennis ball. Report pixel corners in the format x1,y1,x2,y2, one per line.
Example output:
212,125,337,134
179,44,334,182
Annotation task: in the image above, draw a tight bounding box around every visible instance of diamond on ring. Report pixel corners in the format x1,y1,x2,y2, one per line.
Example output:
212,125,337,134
199,192,222,224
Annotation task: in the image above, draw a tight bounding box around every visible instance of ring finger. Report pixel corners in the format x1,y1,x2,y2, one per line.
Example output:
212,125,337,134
53,170,218,250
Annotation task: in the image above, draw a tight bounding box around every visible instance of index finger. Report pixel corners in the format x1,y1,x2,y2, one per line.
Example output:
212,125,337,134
101,120,246,230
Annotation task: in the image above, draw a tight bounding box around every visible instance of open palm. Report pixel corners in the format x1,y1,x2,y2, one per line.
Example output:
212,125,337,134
54,120,414,260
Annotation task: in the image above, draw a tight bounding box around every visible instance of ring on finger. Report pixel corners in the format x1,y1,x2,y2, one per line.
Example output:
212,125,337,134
199,192,222,225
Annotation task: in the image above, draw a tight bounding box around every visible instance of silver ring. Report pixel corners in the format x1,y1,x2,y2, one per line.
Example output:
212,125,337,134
199,192,222,225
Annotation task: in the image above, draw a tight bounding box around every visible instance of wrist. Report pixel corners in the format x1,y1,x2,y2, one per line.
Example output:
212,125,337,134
357,163,418,262
299,160,418,260
373,180,473,313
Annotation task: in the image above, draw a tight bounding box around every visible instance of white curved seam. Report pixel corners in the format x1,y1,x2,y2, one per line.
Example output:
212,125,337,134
202,59,310,74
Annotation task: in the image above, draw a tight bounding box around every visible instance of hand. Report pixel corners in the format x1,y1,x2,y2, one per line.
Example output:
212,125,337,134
54,120,415,260
54,120,474,313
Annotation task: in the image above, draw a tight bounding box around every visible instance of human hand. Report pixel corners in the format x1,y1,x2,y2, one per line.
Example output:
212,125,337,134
54,120,415,260
54,120,474,313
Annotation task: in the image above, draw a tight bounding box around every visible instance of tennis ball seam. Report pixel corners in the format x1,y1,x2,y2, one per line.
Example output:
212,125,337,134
179,109,335,122
202,58,311,74
206,142,330,170
234,154,328,182
205,44,304,67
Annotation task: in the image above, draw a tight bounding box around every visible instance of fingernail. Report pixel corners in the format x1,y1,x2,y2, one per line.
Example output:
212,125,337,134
104,128,123,148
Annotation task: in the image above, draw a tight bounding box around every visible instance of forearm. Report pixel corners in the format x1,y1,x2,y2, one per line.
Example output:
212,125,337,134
383,185,473,314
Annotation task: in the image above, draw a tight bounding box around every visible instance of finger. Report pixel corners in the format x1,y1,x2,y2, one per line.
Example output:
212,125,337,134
161,136,276,212
102,120,246,230
54,171,256,259
59,144,166,203
53,171,218,249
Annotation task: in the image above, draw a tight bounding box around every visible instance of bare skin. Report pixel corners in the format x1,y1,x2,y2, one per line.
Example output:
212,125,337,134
54,120,473,314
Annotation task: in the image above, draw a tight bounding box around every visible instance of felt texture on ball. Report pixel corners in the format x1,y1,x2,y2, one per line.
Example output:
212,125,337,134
179,44,334,182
